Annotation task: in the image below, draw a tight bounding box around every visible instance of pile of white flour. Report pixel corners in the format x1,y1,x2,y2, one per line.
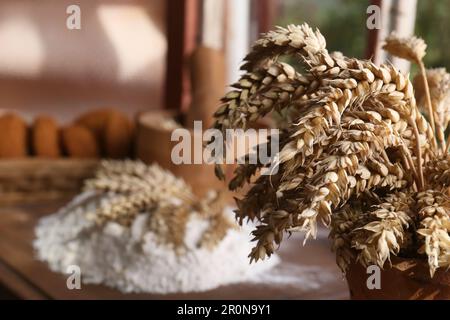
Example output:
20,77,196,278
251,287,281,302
34,191,279,294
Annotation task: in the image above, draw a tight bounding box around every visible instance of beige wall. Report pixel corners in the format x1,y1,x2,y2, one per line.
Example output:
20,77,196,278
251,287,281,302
0,0,166,121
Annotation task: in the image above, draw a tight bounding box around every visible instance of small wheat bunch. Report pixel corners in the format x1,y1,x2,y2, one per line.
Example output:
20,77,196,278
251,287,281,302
83,160,233,250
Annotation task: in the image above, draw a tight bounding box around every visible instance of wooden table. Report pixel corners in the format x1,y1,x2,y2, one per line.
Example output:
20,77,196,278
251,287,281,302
0,199,349,300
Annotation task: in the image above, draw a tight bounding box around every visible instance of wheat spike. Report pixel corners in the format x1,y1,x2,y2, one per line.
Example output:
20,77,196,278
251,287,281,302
383,32,427,63
416,190,450,277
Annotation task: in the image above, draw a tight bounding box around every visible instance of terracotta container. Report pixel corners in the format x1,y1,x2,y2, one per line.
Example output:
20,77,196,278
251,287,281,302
186,46,226,130
135,110,229,198
346,256,450,300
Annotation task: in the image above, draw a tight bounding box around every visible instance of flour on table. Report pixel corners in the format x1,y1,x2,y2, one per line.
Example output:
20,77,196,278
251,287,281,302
34,191,279,294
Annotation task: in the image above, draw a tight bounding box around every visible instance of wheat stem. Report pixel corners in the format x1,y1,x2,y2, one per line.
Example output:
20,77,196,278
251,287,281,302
409,118,425,190
445,134,450,153
401,142,419,187
418,60,439,149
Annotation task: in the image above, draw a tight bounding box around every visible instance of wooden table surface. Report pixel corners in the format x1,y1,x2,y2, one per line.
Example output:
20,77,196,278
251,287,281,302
0,199,349,300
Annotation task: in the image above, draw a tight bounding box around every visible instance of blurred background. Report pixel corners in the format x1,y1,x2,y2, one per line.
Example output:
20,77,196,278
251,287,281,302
0,0,167,121
0,0,448,122
278,0,450,72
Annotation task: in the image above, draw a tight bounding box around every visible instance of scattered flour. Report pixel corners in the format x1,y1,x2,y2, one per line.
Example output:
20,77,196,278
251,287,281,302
34,191,279,294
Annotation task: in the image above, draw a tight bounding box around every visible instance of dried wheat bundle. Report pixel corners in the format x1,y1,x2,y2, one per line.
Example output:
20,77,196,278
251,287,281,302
212,23,450,276
84,160,233,250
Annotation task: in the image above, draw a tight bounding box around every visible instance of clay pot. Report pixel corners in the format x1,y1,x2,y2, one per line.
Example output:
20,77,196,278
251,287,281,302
135,110,228,198
346,256,450,300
